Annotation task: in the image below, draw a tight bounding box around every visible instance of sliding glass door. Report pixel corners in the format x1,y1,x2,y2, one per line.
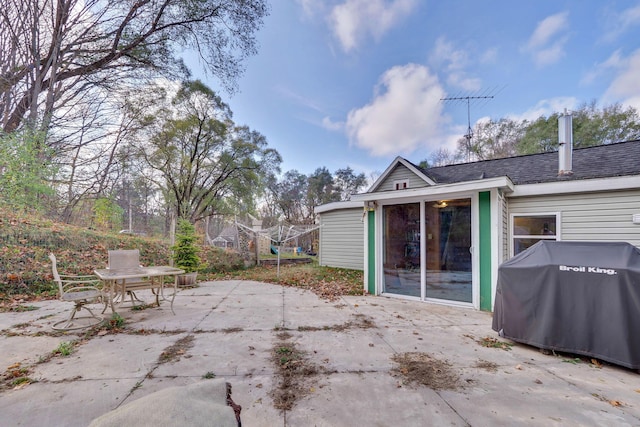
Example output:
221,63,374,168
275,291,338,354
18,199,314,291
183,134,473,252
424,199,472,303
382,203,421,297
382,199,472,303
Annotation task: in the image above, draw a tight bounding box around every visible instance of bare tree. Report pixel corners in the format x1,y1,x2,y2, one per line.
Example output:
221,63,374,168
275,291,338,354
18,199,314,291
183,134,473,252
424,147,461,167
49,84,164,223
461,118,521,161
0,0,269,134
138,81,281,222
334,166,367,200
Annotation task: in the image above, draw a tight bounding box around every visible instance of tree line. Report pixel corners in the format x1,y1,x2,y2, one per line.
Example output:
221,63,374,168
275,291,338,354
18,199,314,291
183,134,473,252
0,0,370,237
2,0,639,237
421,102,640,168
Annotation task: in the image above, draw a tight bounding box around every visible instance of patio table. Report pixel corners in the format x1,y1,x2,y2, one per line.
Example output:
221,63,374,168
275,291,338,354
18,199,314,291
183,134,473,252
94,266,184,315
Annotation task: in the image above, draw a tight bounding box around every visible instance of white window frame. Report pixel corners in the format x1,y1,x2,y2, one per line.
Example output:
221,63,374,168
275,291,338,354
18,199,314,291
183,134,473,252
393,179,409,190
510,212,561,257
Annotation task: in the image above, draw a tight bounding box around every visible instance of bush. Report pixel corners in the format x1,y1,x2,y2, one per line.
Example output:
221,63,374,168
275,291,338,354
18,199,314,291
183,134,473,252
0,208,247,300
171,219,201,273
199,246,245,274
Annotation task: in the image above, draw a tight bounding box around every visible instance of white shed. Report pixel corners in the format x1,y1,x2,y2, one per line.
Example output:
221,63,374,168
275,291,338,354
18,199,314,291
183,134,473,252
315,201,365,270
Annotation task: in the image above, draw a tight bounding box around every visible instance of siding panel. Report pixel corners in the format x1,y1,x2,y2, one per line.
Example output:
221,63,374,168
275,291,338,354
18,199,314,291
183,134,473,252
319,208,364,270
508,189,640,253
377,164,429,191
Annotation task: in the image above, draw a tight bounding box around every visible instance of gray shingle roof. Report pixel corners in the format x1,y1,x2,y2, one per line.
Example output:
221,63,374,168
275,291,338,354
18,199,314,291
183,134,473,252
418,140,640,185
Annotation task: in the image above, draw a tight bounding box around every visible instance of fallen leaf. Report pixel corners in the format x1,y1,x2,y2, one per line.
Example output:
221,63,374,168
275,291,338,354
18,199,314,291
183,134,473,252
13,381,30,390
609,400,623,407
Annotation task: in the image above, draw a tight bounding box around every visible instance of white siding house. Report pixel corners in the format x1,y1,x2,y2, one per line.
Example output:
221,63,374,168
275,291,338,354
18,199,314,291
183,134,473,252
315,201,364,270
375,164,431,191
316,138,640,311
508,189,640,254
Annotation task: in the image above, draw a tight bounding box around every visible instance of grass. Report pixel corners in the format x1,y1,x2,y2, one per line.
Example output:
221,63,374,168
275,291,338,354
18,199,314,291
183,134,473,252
0,207,363,305
54,341,75,356
270,337,321,411
1,304,39,313
106,313,125,330
210,263,364,301
0,206,243,302
477,336,514,351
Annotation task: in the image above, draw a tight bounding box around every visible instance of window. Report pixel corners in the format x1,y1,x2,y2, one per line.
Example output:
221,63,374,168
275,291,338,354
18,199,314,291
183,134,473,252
512,213,559,256
394,180,409,190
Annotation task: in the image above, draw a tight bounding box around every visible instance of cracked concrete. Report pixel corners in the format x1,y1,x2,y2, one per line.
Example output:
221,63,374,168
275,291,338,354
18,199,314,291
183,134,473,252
1,280,639,426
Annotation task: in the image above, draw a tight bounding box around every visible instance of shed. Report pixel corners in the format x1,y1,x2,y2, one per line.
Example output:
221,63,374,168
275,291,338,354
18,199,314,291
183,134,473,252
315,201,364,270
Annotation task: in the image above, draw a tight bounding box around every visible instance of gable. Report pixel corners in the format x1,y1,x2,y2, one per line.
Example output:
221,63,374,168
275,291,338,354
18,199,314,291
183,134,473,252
374,163,431,192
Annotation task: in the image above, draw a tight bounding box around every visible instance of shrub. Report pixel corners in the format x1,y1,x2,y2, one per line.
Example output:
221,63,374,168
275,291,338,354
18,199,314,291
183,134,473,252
172,219,201,273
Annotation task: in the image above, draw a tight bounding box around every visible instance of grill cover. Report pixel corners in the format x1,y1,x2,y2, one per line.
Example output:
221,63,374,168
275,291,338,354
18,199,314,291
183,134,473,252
492,240,640,369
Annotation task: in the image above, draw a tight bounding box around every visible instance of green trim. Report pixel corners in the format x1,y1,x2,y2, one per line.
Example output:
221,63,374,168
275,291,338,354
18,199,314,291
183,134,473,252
479,192,492,311
367,210,376,294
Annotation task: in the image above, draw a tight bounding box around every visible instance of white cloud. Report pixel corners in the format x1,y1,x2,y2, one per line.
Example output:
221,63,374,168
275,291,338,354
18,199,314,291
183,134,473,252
581,49,623,85
602,4,640,42
603,48,640,111
296,0,324,17
345,64,448,157
446,73,481,92
329,0,416,52
322,116,344,131
533,40,568,67
524,12,569,67
479,48,498,64
275,85,323,112
507,97,579,122
429,37,481,91
431,37,469,71
527,12,568,49
623,96,640,113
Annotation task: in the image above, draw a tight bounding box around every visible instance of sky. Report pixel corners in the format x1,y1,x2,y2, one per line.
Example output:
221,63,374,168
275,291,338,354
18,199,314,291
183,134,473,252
185,0,640,179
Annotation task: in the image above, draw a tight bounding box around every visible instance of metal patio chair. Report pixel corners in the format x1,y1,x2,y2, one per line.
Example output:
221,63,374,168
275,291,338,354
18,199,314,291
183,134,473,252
49,253,105,331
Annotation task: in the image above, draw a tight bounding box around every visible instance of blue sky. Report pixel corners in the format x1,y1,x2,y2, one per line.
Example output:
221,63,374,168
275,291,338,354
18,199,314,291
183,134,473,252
186,0,640,179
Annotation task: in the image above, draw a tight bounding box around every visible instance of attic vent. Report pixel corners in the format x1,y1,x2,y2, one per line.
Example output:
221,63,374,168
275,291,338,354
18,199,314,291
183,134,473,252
394,180,409,190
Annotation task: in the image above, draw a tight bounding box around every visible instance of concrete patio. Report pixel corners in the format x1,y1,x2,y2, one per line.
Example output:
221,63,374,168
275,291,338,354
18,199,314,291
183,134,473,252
1,280,639,426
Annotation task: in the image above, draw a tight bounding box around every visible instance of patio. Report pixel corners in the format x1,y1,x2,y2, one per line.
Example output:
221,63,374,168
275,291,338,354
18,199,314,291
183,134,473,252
1,280,639,426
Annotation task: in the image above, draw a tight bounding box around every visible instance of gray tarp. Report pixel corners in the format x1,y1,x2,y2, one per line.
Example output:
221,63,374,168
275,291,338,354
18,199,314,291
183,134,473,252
492,240,640,369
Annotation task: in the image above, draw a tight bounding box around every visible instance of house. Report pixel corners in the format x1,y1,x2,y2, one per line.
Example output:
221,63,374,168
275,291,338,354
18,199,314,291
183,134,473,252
210,224,238,249
316,118,640,312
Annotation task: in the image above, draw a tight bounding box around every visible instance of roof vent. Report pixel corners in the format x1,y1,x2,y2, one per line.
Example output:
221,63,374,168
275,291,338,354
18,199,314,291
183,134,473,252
558,110,573,176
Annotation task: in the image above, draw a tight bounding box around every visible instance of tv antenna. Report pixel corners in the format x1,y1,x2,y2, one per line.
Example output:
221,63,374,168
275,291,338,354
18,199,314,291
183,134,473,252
441,89,499,161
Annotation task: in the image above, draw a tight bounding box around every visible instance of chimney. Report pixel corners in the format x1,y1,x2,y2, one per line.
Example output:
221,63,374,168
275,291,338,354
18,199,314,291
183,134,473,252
558,109,573,176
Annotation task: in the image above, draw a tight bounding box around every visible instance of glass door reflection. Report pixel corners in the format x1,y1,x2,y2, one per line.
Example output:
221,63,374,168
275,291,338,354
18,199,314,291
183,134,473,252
382,203,420,297
425,199,472,303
